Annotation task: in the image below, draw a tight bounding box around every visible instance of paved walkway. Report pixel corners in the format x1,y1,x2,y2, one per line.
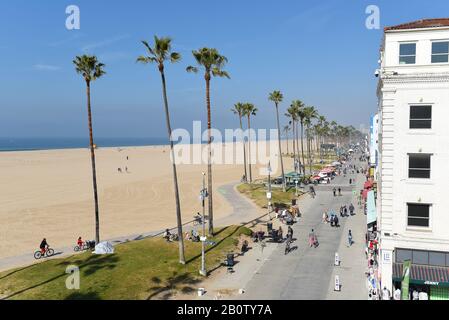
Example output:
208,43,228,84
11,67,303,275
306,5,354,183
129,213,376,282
199,157,368,300
326,168,368,299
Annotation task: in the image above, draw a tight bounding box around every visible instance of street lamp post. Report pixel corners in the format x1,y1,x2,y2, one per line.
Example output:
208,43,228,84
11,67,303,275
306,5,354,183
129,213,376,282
267,162,272,217
200,172,207,276
295,180,299,197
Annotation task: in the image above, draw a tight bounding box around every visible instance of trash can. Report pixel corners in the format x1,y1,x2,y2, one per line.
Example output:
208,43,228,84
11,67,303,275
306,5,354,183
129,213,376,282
292,199,297,206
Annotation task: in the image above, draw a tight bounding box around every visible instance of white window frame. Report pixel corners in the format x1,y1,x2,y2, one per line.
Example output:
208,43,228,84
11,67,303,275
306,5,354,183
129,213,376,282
407,153,432,180
431,40,449,64
399,42,417,65
406,203,432,230
409,105,432,130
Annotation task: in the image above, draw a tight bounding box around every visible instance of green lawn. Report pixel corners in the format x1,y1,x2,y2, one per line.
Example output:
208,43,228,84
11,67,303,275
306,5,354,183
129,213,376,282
237,183,305,209
0,225,251,300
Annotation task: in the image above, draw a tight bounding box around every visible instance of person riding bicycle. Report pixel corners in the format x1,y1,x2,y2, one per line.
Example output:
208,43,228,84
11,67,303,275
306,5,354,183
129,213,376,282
40,238,48,254
77,237,84,249
163,229,172,242
194,212,202,225
309,185,316,197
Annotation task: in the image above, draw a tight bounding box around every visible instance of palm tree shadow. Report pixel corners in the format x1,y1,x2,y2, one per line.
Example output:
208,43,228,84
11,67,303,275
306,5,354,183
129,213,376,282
146,272,201,300
2,254,119,300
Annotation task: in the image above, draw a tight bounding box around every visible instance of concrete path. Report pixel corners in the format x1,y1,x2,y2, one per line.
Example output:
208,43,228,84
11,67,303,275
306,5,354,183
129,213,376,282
205,157,368,300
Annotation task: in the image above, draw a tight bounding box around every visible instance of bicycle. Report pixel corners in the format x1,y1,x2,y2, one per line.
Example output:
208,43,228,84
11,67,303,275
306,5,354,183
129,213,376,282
193,215,203,226
34,247,55,259
74,242,90,252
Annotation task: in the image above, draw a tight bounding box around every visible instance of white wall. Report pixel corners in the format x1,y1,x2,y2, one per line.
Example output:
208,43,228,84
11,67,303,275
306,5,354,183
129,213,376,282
378,27,449,289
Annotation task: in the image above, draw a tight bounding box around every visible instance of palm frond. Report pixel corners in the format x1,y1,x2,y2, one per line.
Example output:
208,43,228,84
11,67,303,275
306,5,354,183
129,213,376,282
186,66,198,73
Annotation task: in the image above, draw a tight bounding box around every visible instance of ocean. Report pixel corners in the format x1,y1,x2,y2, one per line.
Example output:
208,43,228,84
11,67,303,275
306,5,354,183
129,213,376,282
0,137,169,152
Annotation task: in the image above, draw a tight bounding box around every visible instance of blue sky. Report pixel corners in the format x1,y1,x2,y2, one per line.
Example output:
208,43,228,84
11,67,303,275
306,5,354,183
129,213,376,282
1,0,448,138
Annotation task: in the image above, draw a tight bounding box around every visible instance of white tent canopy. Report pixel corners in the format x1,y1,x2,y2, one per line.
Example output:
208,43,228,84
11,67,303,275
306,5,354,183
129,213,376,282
93,241,115,254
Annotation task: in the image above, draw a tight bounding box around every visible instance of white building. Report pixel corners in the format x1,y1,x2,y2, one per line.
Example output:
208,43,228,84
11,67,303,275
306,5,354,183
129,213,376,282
369,113,379,177
377,18,449,299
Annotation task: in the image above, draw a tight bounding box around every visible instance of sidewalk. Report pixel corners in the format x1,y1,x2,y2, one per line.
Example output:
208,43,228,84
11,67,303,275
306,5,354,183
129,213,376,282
326,164,368,299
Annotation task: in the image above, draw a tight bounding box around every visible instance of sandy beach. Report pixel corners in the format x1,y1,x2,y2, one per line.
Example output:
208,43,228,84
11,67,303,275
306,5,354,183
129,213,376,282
0,141,294,260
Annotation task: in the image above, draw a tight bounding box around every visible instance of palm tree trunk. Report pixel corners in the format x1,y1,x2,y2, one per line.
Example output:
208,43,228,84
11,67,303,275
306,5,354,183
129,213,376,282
86,81,100,245
296,121,301,174
307,127,312,174
247,116,252,183
205,75,214,236
300,122,306,176
292,122,296,171
275,104,285,191
239,115,248,182
286,129,289,156
160,70,185,264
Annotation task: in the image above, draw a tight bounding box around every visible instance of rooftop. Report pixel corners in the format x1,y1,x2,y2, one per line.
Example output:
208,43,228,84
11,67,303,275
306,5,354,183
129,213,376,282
384,18,449,32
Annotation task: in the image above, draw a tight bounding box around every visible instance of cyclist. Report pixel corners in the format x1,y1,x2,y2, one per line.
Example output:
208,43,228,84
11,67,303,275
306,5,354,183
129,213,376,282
39,238,48,254
77,237,84,249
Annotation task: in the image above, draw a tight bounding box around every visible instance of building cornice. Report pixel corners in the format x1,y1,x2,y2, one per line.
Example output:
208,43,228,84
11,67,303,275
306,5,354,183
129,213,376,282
382,72,449,84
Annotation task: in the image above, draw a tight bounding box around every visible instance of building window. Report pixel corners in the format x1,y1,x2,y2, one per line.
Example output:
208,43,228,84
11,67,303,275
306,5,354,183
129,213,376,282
396,249,449,266
429,252,446,267
407,203,430,227
408,154,431,179
410,105,431,129
412,250,429,264
399,43,416,64
396,249,412,263
432,41,449,63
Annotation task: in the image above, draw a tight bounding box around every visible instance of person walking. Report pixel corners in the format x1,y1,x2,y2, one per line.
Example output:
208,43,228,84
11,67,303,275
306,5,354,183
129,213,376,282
308,229,316,247
347,230,353,247
338,187,342,196
382,287,391,300
339,206,344,217
334,215,339,227
333,187,337,197
349,203,355,215
278,226,283,242
287,226,293,239
343,205,348,216
349,178,352,185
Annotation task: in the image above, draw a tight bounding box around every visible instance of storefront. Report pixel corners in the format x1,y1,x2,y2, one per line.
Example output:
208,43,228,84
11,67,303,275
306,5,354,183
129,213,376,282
392,249,449,300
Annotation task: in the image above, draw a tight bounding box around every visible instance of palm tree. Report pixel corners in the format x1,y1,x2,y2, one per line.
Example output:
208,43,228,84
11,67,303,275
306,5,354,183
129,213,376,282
286,107,298,173
268,90,286,192
303,106,319,174
187,48,230,236
283,125,290,156
73,55,105,245
137,36,186,264
291,100,306,175
231,102,248,182
243,103,258,183
317,115,326,159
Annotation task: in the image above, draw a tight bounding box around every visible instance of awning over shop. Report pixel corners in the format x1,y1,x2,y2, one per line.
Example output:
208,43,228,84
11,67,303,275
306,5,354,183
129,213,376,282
366,190,376,226
393,263,449,287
